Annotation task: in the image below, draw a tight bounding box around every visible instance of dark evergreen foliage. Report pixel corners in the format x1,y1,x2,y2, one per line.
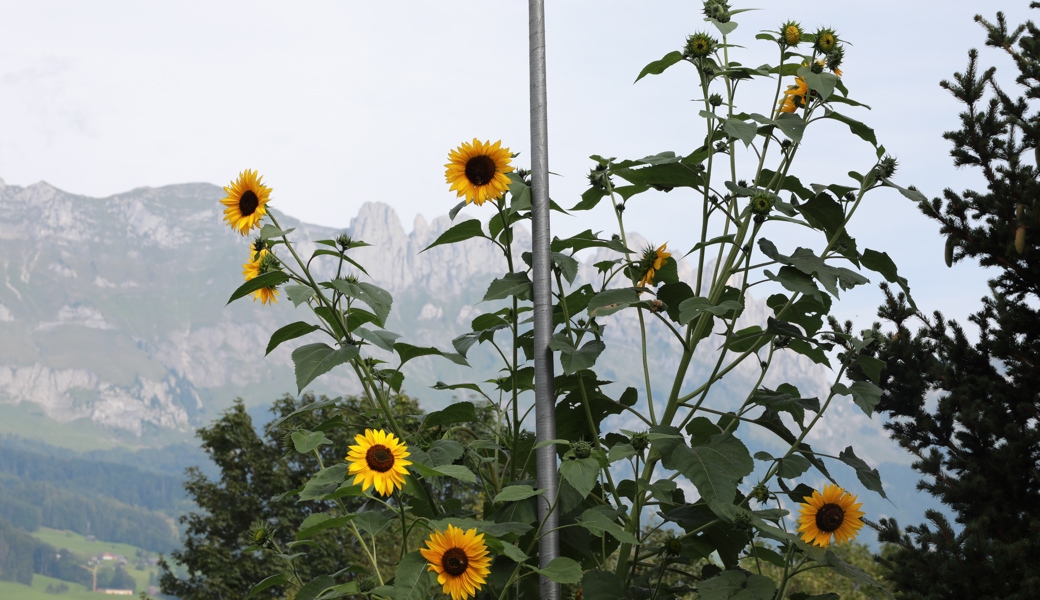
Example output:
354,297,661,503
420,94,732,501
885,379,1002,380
854,8,1040,599
159,393,424,600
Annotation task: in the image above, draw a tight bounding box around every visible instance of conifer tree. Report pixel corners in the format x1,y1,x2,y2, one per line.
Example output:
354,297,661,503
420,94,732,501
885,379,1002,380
857,8,1040,600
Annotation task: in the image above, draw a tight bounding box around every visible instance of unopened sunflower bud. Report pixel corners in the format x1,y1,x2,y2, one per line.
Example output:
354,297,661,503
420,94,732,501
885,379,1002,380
750,192,774,217
709,93,724,107
572,440,593,459
702,0,731,23
684,32,718,60
810,61,824,74
814,28,838,53
336,234,353,251
588,164,611,191
248,520,273,547
874,155,899,179
751,483,770,503
631,431,651,453
781,21,803,46
250,237,268,258
664,535,683,557
827,45,845,74
1016,226,1027,254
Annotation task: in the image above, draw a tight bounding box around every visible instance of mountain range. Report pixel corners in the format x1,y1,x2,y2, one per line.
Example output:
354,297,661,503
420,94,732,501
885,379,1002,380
0,177,933,545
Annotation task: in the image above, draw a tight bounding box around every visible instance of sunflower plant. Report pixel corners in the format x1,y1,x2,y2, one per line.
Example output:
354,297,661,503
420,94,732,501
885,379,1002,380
216,3,912,599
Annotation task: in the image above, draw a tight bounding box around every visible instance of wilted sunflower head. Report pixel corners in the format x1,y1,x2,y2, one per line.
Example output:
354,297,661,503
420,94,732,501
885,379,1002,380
781,20,803,46
445,139,514,206
220,169,271,236
684,32,718,60
797,484,865,547
814,28,838,53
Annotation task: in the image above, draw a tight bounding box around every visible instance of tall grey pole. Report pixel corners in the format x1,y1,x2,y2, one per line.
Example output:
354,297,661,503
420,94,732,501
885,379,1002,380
529,1,560,599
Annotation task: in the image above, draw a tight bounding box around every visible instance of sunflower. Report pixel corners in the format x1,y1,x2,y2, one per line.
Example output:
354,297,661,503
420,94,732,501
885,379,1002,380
797,484,865,547
220,169,271,235
445,139,514,206
346,429,412,496
778,75,809,114
637,243,672,288
241,249,280,305
420,524,492,600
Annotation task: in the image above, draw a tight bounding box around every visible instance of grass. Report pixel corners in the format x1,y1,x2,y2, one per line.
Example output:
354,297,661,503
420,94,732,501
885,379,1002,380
0,573,97,599
29,528,161,594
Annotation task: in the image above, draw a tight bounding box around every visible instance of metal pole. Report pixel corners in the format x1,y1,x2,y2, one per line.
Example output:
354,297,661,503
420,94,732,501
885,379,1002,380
529,1,560,598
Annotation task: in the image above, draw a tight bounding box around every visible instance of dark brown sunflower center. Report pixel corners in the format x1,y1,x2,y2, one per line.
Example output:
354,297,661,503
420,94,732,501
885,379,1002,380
441,547,469,576
815,503,845,533
365,445,395,473
465,155,497,186
239,190,259,216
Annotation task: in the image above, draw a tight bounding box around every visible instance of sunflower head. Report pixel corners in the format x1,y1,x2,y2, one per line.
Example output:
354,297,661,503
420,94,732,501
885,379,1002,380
814,28,838,54
781,20,803,46
797,484,865,547
874,154,899,180
420,524,492,600
636,243,672,289
336,234,354,251
630,431,650,453
241,249,281,305
346,429,412,496
247,520,273,547
702,0,731,23
445,139,514,206
826,45,845,76
684,32,718,60
220,169,271,236
250,237,268,260
778,76,809,113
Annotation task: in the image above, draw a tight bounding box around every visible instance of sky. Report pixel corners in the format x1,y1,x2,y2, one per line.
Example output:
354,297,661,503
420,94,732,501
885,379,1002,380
1,0,1035,542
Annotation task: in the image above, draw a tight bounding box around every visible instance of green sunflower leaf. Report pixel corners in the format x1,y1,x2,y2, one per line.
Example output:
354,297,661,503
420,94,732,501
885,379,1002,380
587,288,640,317
661,433,754,505
724,118,758,147
635,50,684,83
422,401,477,430
330,280,393,327
422,218,484,252
822,108,878,146
248,574,289,598
284,284,315,307
291,430,331,454
226,271,289,305
832,380,882,416
548,335,605,375
295,513,355,540
393,343,469,368
861,248,916,310
560,457,600,499
291,343,360,392
394,551,432,600
265,321,320,356
493,485,545,503
838,446,887,499
580,571,628,599
576,508,638,544
698,568,776,600
483,272,533,301
533,556,582,584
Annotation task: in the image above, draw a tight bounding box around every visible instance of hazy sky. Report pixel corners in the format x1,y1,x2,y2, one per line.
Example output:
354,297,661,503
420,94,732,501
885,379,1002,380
2,1,1031,330
2,0,1034,545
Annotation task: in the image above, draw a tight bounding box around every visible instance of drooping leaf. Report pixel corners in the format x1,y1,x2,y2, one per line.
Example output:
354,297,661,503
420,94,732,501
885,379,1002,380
422,219,485,252
266,321,320,356
838,446,887,499
227,271,289,304
662,434,754,504
576,508,638,544
832,380,882,415
862,248,916,309
635,50,684,82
